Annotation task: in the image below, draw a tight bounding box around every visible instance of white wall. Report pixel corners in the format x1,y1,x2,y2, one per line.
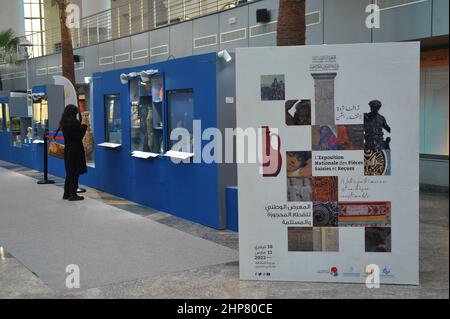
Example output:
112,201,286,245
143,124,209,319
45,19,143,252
0,0,25,36
82,0,111,17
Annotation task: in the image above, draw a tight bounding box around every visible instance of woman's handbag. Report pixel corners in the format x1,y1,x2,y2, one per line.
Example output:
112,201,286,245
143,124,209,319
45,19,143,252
48,127,65,159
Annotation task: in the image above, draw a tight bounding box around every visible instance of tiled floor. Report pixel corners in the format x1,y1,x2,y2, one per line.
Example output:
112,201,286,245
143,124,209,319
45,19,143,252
0,161,448,299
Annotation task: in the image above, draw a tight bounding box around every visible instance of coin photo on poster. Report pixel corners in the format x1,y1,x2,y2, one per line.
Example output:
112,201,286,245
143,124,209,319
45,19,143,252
313,202,339,227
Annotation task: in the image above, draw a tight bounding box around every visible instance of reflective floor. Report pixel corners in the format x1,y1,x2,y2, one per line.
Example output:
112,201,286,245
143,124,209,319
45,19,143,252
0,161,448,299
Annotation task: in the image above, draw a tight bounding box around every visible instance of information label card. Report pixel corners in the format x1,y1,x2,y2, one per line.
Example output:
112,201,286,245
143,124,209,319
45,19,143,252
236,43,420,285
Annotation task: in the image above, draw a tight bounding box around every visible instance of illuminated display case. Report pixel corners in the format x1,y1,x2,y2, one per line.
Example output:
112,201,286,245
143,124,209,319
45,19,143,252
11,117,21,146
77,84,95,165
151,76,165,154
32,95,49,140
0,104,4,131
104,94,122,145
130,79,155,153
0,103,9,132
129,75,168,155
11,117,32,147
167,89,194,153
8,94,31,148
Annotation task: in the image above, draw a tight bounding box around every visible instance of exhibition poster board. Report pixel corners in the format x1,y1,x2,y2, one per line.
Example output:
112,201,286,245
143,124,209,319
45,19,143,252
236,43,420,284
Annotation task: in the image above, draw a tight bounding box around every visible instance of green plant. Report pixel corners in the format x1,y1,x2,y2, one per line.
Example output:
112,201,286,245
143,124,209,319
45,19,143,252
0,28,20,91
0,28,19,64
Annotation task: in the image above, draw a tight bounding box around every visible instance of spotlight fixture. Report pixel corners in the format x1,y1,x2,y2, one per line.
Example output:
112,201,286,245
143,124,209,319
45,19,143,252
140,69,159,82
120,73,129,85
31,93,46,102
120,71,150,84
217,49,232,62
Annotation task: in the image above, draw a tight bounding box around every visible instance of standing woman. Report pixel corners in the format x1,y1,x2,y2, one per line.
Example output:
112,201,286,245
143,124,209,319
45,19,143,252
59,104,88,201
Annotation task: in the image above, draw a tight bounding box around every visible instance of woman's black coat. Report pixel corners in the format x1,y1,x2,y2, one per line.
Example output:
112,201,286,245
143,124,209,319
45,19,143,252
62,120,88,176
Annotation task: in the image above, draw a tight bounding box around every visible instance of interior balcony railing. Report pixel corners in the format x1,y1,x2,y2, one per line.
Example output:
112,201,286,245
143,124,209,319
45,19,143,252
26,0,255,59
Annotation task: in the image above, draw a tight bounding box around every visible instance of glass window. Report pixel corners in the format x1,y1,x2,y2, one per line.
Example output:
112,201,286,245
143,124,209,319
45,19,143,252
23,0,45,57
420,66,449,156
167,89,194,153
104,94,122,144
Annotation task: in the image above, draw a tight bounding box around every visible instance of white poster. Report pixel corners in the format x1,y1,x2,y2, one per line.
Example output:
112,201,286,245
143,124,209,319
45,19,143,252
236,43,420,285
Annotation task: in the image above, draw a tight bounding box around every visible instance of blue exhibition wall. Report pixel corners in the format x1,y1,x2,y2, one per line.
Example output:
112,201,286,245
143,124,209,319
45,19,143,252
0,53,225,229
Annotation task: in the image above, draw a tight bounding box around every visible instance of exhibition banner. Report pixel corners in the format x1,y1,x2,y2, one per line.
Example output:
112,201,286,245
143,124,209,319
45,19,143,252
236,43,420,284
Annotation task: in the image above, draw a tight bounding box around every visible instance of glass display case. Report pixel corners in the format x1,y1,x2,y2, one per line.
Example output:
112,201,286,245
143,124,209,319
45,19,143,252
167,89,194,153
0,103,9,132
32,96,49,140
104,94,122,145
11,117,32,147
0,104,3,131
130,78,164,154
77,84,95,165
151,76,165,154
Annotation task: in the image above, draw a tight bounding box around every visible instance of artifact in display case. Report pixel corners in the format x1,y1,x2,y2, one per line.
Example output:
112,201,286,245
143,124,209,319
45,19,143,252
11,117,21,147
11,117,32,147
103,94,122,147
82,111,94,161
151,76,165,154
130,78,161,155
167,89,194,154
31,94,49,141
77,84,95,164
9,94,32,147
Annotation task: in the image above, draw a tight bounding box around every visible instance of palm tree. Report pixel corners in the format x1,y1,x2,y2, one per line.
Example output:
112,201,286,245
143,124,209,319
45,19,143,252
0,29,20,91
52,0,76,86
277,0,306,46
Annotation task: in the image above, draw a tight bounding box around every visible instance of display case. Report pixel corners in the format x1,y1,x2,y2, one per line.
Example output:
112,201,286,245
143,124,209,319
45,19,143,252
103,94,122,146
77,84,95,165
11,116,32,147
167,89,194,153
31,94,49,141
9,94,31,147
151,76,165,154
127,73,166,158
0,103,9,132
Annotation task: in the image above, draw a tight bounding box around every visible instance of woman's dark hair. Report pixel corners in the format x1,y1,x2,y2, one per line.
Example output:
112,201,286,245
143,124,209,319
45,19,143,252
59,104,79,128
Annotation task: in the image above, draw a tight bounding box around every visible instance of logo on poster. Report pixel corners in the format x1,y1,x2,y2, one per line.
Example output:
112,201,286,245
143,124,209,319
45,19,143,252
329,266,339,277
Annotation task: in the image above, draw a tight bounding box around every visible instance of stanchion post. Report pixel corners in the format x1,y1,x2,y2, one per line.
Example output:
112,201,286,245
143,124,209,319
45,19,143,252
37,131,55,185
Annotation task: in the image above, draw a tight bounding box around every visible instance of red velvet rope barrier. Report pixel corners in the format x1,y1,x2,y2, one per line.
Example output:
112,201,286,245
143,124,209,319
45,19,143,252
45,133,65,141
